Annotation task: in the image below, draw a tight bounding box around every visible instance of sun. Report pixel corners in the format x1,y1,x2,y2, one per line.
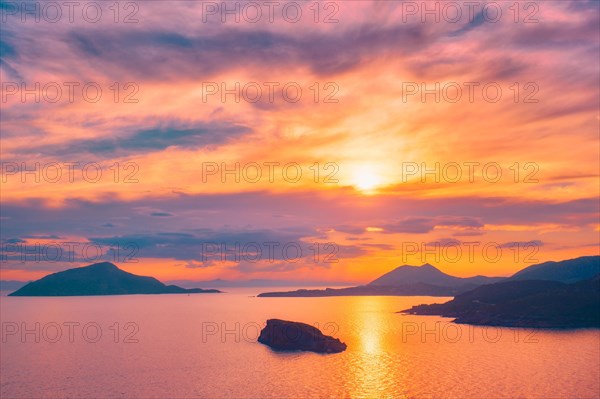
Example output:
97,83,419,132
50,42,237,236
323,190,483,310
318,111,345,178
351,164,385,194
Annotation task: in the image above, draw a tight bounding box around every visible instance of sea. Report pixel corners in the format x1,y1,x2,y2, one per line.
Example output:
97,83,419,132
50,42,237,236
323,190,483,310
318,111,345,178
1,288,599,398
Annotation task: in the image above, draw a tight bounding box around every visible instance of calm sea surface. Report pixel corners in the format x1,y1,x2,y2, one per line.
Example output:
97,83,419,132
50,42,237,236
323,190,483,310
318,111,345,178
1,289,599,398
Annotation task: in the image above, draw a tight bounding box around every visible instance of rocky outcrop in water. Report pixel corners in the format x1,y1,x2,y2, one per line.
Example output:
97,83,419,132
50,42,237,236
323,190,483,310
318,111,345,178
258,319,347,353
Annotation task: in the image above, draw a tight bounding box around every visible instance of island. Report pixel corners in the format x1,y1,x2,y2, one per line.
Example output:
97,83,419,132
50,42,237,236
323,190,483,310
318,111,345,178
8,262,221,296
258,319,347,354
258,263,503,297
258,256,600,300
507,255,600,283
401,274,600,328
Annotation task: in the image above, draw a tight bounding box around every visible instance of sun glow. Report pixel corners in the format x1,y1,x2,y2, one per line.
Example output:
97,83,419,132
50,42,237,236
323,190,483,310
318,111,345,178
350,164,387,194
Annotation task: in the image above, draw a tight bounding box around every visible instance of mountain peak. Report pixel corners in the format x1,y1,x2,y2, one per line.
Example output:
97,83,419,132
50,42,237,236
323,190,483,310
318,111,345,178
86,262,119,270
390,263,441,273
369,262,501,288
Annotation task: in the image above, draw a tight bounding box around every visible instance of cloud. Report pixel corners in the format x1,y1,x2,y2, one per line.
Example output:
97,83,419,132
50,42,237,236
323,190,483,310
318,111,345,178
1,238,25,244
447,10,486,37
498,240,544,249
334,225,367,235
4,17,435,81
381,216,484,234
0,37,17,58
87,227,365,268
151,212,173,217
0,29,22,80
1,193,597,241
22,122,252,158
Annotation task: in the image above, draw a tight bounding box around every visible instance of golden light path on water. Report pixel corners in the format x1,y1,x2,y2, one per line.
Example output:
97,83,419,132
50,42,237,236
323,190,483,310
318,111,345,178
343,296,410,399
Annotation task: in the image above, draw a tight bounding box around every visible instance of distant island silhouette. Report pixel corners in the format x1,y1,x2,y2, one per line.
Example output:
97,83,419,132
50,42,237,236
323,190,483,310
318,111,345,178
257,256,600,298
164,278,352,288
258,263,504,297
8,262,221,296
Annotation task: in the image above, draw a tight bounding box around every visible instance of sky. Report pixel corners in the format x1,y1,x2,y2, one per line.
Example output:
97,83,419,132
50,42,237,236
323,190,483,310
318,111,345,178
1,0,599,284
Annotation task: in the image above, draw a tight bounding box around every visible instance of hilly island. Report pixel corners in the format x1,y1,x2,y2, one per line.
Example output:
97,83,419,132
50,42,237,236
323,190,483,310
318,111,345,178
402,275,600,328
258,263,504,297
258,256,600,298
8,262,221,296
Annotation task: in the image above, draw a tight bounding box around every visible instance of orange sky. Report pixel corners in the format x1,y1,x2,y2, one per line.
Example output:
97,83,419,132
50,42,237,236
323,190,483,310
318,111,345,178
1,1,599,283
